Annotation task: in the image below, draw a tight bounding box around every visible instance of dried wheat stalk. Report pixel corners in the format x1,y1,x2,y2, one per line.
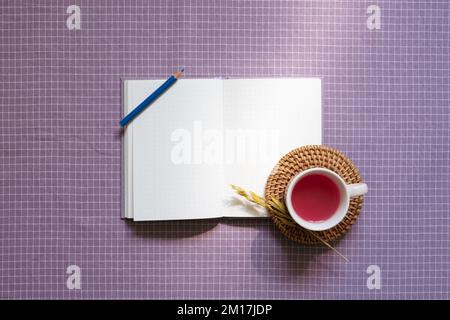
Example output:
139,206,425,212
230,184,348,262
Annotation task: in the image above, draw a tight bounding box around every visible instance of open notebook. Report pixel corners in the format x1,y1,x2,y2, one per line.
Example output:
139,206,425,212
123,78,322,221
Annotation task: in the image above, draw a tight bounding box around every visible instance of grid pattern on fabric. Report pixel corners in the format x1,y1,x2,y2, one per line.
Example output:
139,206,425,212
0,0,449,299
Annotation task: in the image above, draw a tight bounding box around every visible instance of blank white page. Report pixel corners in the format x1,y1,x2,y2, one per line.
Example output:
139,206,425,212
222,78,322,217
129,79,224,221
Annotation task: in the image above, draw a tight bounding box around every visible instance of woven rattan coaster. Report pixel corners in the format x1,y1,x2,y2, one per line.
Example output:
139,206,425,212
265,145,364,244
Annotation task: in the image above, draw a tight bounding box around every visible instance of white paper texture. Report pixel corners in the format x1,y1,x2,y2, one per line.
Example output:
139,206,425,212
123,78,321,220
129,80,224,220
222,78,322,217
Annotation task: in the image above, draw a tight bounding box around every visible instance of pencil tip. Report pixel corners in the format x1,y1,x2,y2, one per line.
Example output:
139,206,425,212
174,69,184,79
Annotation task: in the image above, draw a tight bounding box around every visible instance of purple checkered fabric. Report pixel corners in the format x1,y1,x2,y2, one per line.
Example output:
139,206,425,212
0,0,449,299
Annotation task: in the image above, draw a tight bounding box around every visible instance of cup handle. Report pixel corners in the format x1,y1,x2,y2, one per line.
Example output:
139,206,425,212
346,183,368,198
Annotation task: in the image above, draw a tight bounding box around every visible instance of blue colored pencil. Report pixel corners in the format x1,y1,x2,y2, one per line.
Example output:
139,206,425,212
120,69,184,127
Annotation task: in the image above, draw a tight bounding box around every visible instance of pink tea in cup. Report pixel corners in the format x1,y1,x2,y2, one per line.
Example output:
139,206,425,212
290,173,340,222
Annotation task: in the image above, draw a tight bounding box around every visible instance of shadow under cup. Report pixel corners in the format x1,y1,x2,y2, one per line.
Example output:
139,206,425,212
285,168,368,231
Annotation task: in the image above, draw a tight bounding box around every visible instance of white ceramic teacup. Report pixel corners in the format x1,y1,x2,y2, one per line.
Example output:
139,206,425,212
285,168,368,231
